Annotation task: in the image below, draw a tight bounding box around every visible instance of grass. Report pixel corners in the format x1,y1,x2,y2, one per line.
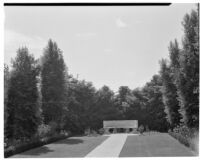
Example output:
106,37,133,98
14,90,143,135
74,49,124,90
10,135,109,158
119,133,195,157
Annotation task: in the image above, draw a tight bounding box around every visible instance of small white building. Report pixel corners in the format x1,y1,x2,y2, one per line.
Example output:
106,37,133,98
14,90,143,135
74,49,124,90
103,120,138,133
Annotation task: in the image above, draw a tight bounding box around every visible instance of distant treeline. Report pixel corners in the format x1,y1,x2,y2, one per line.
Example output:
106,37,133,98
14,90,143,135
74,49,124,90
4,6,198,144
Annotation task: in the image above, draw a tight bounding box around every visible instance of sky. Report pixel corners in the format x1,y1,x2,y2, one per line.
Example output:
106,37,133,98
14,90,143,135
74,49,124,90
4,3,196,92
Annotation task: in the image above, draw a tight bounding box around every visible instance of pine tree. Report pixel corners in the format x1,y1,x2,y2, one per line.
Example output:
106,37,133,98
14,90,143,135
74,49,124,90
6,47,40,139
41,39,68,131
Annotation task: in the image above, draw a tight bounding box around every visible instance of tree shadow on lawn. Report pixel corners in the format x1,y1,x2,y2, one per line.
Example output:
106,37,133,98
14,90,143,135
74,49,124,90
17,138,84,156
52,138,84,145
20,146,54,156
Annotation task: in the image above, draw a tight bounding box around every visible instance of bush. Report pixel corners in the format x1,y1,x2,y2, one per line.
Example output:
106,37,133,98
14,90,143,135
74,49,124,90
37,122,62,138
138,125,145,134
37,124,51,138
169,131,190,147
169,125,199,155
84,128,91,136
49,121,59,135
4,122,70,158
98,128,105,135
145,125,149,132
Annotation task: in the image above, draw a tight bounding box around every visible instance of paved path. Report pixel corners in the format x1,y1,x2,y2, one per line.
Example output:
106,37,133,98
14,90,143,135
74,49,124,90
86,134,135,157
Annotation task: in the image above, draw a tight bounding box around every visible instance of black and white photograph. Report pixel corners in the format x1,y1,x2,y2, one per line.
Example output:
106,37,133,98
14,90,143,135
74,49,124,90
3,1,199,158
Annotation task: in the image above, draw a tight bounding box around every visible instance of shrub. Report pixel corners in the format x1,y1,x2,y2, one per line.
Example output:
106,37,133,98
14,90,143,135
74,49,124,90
84,128,91,136
145,125,149,132
98,128,105,135
169,131,190,147
48,121,59,135
37,124,51,138
138,125,145,134
169,125,199,155
173,125,193,138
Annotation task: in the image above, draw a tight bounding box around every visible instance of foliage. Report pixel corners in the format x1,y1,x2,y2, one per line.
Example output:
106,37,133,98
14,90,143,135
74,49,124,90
90,85,121,130
41,39,68,130
5,47,40,140
141,75,169,132
138,125,144,134
37,124,51,138
4,64,10,137
169,125,199,154
174,9,199,128
160,8,199,129
4,6,199,156
159,59,181,128
98,128,105,135
115,86,132,117
4,134,68,158
64,78,96,134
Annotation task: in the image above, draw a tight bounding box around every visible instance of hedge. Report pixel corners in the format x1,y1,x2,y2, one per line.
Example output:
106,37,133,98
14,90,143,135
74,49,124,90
169,131,199,155
4,134,69,158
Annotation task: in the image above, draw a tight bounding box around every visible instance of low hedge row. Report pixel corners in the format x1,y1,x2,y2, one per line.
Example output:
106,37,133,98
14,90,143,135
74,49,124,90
169,131,198,154
4,134,68,158
169,131,190,147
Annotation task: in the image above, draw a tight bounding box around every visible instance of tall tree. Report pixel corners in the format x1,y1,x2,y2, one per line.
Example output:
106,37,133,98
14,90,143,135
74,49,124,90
4,64,10,136
6,47,40,139
90,85,120,130
115,86,132,118
124,88,143,123
175,9,199,128
159,59,181,128
142,75,169,132
64,78,96,134
41,39,68,131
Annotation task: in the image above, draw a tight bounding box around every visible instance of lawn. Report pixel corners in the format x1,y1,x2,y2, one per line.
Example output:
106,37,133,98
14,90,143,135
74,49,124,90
11,135,108,158
119,133,195,157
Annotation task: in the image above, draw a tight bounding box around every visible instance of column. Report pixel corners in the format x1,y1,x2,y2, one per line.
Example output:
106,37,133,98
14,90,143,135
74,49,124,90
125,128,130,133
104,128,110,134
113,128,117,133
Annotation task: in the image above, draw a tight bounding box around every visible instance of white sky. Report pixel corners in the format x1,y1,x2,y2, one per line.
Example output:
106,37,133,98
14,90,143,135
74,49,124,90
4,3,196,92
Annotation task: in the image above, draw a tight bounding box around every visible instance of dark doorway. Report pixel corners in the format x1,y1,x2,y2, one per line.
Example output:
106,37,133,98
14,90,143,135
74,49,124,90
109,128,114,133
118,128,124,133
